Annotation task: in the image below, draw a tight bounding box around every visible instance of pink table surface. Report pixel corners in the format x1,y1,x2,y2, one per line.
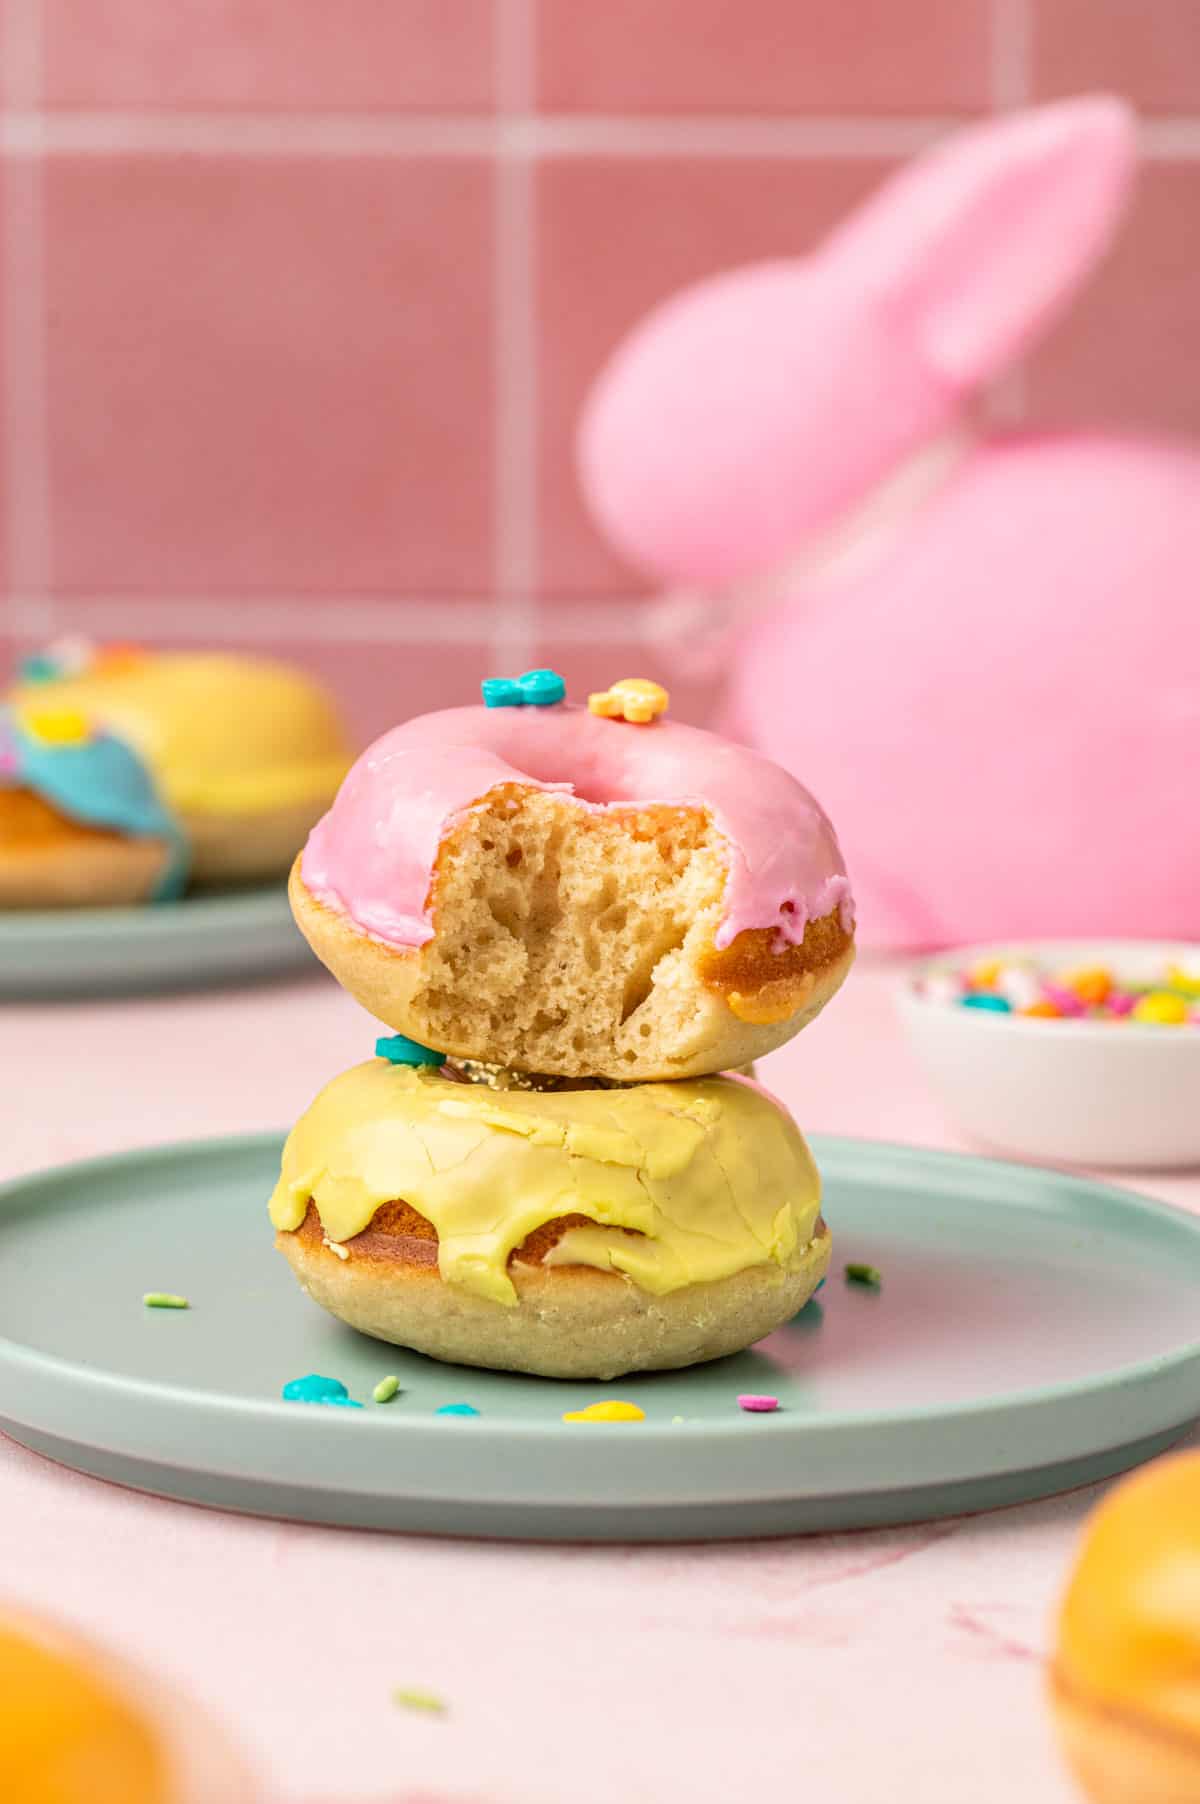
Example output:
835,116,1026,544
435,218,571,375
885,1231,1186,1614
3,954,1197,1804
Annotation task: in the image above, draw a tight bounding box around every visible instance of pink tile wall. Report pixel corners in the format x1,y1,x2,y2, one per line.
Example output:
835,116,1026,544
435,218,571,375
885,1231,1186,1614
536,0,993,114
3,0,1200,726
44,153,492,597
43,1,495,111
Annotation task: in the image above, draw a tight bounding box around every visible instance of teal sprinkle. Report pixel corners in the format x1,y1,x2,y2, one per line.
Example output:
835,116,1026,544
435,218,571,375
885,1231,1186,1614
375,1033,445,1067
283,1373,348,1403
517,668,566,705
436,1403,480,1417
481,669,565,709
18,653,59,683
321,1397,365,1409
960,993,1012,1013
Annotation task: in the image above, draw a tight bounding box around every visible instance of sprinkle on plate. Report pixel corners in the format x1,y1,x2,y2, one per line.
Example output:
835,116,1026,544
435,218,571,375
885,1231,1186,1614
737,1393,780,1413
562,1400,645,1423
142,1292,189,1310
845,1263,883,1288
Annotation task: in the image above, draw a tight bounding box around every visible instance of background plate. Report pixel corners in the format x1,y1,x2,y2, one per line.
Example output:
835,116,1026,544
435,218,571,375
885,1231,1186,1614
0,887,311,997
1,1134,1197,1541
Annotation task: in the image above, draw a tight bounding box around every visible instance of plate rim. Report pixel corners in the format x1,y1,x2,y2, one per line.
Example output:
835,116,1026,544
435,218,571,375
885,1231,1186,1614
1,1129,1198,1447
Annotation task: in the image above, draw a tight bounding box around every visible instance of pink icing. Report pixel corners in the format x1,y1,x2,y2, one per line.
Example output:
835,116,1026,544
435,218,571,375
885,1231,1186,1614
300,703,852,952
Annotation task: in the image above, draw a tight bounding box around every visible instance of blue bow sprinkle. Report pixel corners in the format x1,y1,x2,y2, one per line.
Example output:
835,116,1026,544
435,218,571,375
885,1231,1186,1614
481,669,566,709
376,1033,445,1068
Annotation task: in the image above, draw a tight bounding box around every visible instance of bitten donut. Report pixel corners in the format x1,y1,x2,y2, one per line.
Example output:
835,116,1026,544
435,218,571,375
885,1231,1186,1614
292,679,854,1080
269,1058,830,1379
1,643,351,907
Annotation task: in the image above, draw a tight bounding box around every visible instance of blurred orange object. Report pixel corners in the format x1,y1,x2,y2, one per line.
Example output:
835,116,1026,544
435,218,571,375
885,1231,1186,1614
1020,1000,1063,1019
1066,967,1113,1007
92,643,147,674
1050,1451,1200,1804
0,1608,257,1804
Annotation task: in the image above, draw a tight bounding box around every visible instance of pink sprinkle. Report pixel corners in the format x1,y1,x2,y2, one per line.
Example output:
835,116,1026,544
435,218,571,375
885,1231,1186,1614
1107,991,1138,1016
737,1393,780,1413
1041,983,1086,1018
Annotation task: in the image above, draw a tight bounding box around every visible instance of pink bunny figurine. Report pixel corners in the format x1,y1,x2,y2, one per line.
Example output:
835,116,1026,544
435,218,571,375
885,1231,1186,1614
578,97,1200,950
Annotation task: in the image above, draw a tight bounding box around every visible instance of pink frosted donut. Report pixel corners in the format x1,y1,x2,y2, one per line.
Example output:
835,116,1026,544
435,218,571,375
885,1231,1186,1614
291,700,855,1079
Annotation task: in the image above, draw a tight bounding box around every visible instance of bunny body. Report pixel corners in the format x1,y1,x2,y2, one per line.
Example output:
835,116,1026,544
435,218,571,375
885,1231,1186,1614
579,99,1200,947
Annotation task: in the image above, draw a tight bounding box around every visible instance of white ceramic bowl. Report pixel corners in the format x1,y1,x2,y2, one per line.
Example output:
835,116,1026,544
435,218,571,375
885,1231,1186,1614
896,940,1200,1169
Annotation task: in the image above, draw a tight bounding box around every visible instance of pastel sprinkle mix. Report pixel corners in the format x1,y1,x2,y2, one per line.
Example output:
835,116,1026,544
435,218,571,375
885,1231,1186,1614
373,1375,401,1404
562,1400,646,1423
481,668,566,709
436,1403,480,1417
392,1688,447,1716
917,956,1200,1028
845,1263,882,1288
737,1393,780,1413
142,1292,189,1309
587,677,670,724
375,1033,445,1067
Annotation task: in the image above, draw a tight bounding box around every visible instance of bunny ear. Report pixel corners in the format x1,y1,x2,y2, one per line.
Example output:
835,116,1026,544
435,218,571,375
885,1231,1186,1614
823,95,1138,389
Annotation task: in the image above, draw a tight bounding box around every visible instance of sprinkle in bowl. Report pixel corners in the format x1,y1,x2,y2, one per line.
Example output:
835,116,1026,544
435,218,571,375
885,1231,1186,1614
896,941,1200,1169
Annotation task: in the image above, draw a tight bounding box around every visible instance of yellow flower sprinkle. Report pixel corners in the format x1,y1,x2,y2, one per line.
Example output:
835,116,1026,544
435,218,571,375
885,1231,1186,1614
587,678,669,724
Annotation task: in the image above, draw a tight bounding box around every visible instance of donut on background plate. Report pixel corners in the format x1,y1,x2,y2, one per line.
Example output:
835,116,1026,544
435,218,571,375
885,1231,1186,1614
292,672,854,1081
1,642,351,908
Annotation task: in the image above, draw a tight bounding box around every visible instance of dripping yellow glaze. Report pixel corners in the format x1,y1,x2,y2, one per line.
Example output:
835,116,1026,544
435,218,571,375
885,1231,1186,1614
268,1061,822,1307
8,653,350,817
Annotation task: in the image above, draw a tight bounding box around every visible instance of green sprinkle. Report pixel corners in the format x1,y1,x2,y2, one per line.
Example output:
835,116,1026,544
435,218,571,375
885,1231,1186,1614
844,1263,882,1288
143,1292,189,1309
373,1375,400,1404
392,1687,446,1716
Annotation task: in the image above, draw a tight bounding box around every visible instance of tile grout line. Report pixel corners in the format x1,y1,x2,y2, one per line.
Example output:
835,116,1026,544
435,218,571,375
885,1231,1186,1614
490,0,538,674
3,109,1198,159
985,0,1031,425
1,0,54,640
1,111,1026,157
11,596,649,644
989,0,1031,113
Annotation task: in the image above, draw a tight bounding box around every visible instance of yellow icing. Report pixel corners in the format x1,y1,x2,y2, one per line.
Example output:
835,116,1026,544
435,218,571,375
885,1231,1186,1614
268,1061,822,1307
8,653,350,817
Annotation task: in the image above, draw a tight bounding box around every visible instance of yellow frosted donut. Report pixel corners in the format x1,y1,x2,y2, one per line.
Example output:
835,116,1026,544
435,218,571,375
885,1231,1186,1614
269,1059,829,1379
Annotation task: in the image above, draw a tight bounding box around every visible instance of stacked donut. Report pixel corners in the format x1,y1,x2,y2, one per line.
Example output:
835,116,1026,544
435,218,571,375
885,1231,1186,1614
269,672,855,1379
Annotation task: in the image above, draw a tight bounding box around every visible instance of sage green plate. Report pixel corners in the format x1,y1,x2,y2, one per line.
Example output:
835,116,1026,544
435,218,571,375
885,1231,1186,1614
1,1135,1197,1541
0,887,310,997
